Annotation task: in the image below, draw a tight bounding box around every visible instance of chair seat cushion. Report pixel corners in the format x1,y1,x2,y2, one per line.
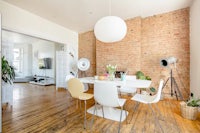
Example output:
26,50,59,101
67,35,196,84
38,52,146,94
79,93,93,100
131,94,156,104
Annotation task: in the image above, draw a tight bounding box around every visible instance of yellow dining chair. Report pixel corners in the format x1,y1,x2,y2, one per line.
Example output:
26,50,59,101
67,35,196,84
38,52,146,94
67,78,93,129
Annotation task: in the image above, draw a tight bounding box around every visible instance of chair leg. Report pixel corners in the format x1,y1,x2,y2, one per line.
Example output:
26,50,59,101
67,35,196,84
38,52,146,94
154,104,163,120
84,100,87,129
134,102,140,112
80,100,82,109
101,105,104,118
76,99,79,109
123,103,128,124
117,86,122,97
129,102,140,124
118,106,123,133
148,104,164,133
125,107,128,124
91,101,97,128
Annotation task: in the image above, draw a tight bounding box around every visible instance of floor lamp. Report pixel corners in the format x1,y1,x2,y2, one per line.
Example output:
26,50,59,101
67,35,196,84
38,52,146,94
160,57,183,100
162,68,183,100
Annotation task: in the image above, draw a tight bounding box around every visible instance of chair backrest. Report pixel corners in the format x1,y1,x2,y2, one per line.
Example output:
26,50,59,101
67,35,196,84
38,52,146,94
94,81,120,107
65,74,75,82
152,79,164,103
121,75,137,90
67,78,85,99
125,75,136,81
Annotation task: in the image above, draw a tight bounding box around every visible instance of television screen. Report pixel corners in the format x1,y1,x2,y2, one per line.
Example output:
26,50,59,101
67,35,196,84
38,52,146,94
38,58,52,69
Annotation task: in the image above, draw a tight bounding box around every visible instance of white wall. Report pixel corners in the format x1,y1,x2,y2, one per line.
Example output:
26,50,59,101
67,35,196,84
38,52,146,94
0,1,78,61
190,0,200,98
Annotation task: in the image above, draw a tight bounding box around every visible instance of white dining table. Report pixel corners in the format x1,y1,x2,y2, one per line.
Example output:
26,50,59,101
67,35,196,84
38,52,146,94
79,77,152,122
79,77,152,88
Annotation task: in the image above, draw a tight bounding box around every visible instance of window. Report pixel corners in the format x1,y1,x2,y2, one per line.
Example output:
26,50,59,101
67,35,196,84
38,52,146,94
13,48,23,73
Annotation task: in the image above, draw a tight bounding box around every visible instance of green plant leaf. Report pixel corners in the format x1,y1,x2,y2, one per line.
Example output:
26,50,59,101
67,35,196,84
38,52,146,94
1,56,15,84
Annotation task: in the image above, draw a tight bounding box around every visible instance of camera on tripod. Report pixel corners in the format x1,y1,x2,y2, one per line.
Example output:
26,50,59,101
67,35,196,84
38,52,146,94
160,57,177,67
160,56,183,100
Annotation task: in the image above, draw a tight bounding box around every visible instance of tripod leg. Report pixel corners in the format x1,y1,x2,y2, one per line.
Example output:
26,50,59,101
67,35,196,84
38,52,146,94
173,77,183,100
162,78,170,90
172,78,178,100
170,73,173,97
162,77,173,98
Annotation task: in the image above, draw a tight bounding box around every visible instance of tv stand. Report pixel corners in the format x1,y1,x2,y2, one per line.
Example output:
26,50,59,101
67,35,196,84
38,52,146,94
29,76,54,86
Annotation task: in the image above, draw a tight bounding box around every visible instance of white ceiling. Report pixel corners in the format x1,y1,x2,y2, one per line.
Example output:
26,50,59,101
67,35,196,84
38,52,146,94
3,0,193,33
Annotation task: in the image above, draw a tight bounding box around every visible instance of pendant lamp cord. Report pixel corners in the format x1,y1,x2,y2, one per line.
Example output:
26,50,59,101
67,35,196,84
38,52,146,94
109,0,111,16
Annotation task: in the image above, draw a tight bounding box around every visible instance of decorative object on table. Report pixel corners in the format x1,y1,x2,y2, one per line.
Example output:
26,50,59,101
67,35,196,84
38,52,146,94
136,71,145,79
120,73,126,81
136,71,151,94
94,0,127,43
136,71,151,80
94,75,98,80
98,75,106,80
180,93,200,120
115,71,125,78
106,64,117,80
120,71,128,81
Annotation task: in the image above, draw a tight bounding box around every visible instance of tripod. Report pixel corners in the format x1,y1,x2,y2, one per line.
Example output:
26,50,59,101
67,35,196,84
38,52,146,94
162,69,183,100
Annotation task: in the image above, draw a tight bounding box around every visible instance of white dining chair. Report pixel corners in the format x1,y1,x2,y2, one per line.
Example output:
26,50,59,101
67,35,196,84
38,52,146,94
67,78,93,129
91,81,127,133
131,79,164,132
119,75,137,95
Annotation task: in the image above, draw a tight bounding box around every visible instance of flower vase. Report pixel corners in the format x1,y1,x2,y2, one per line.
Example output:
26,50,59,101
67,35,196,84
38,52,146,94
108,72,115,81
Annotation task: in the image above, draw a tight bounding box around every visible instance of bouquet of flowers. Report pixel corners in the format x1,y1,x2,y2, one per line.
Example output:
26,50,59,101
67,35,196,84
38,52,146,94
106,64,117,74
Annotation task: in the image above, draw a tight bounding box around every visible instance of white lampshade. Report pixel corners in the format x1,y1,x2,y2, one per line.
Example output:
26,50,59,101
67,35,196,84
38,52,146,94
94,16,127,43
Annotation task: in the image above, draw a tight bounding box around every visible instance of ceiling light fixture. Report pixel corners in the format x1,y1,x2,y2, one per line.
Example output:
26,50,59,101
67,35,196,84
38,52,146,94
94,0,127,43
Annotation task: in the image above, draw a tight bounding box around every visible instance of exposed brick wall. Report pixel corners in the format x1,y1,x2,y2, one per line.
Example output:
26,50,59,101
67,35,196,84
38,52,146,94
78,31,96,77
141,8,190,97
79,8,190,98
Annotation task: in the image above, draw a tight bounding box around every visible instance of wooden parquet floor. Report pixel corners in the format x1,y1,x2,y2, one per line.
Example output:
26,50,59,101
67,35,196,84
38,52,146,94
2,83,200,133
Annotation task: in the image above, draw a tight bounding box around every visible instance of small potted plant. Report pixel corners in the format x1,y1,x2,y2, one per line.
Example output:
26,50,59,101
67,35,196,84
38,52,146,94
180,93,200,120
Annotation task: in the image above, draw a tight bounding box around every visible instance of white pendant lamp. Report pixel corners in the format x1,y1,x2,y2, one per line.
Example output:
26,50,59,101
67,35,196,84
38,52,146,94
94,16,127,43
94,0,127,43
